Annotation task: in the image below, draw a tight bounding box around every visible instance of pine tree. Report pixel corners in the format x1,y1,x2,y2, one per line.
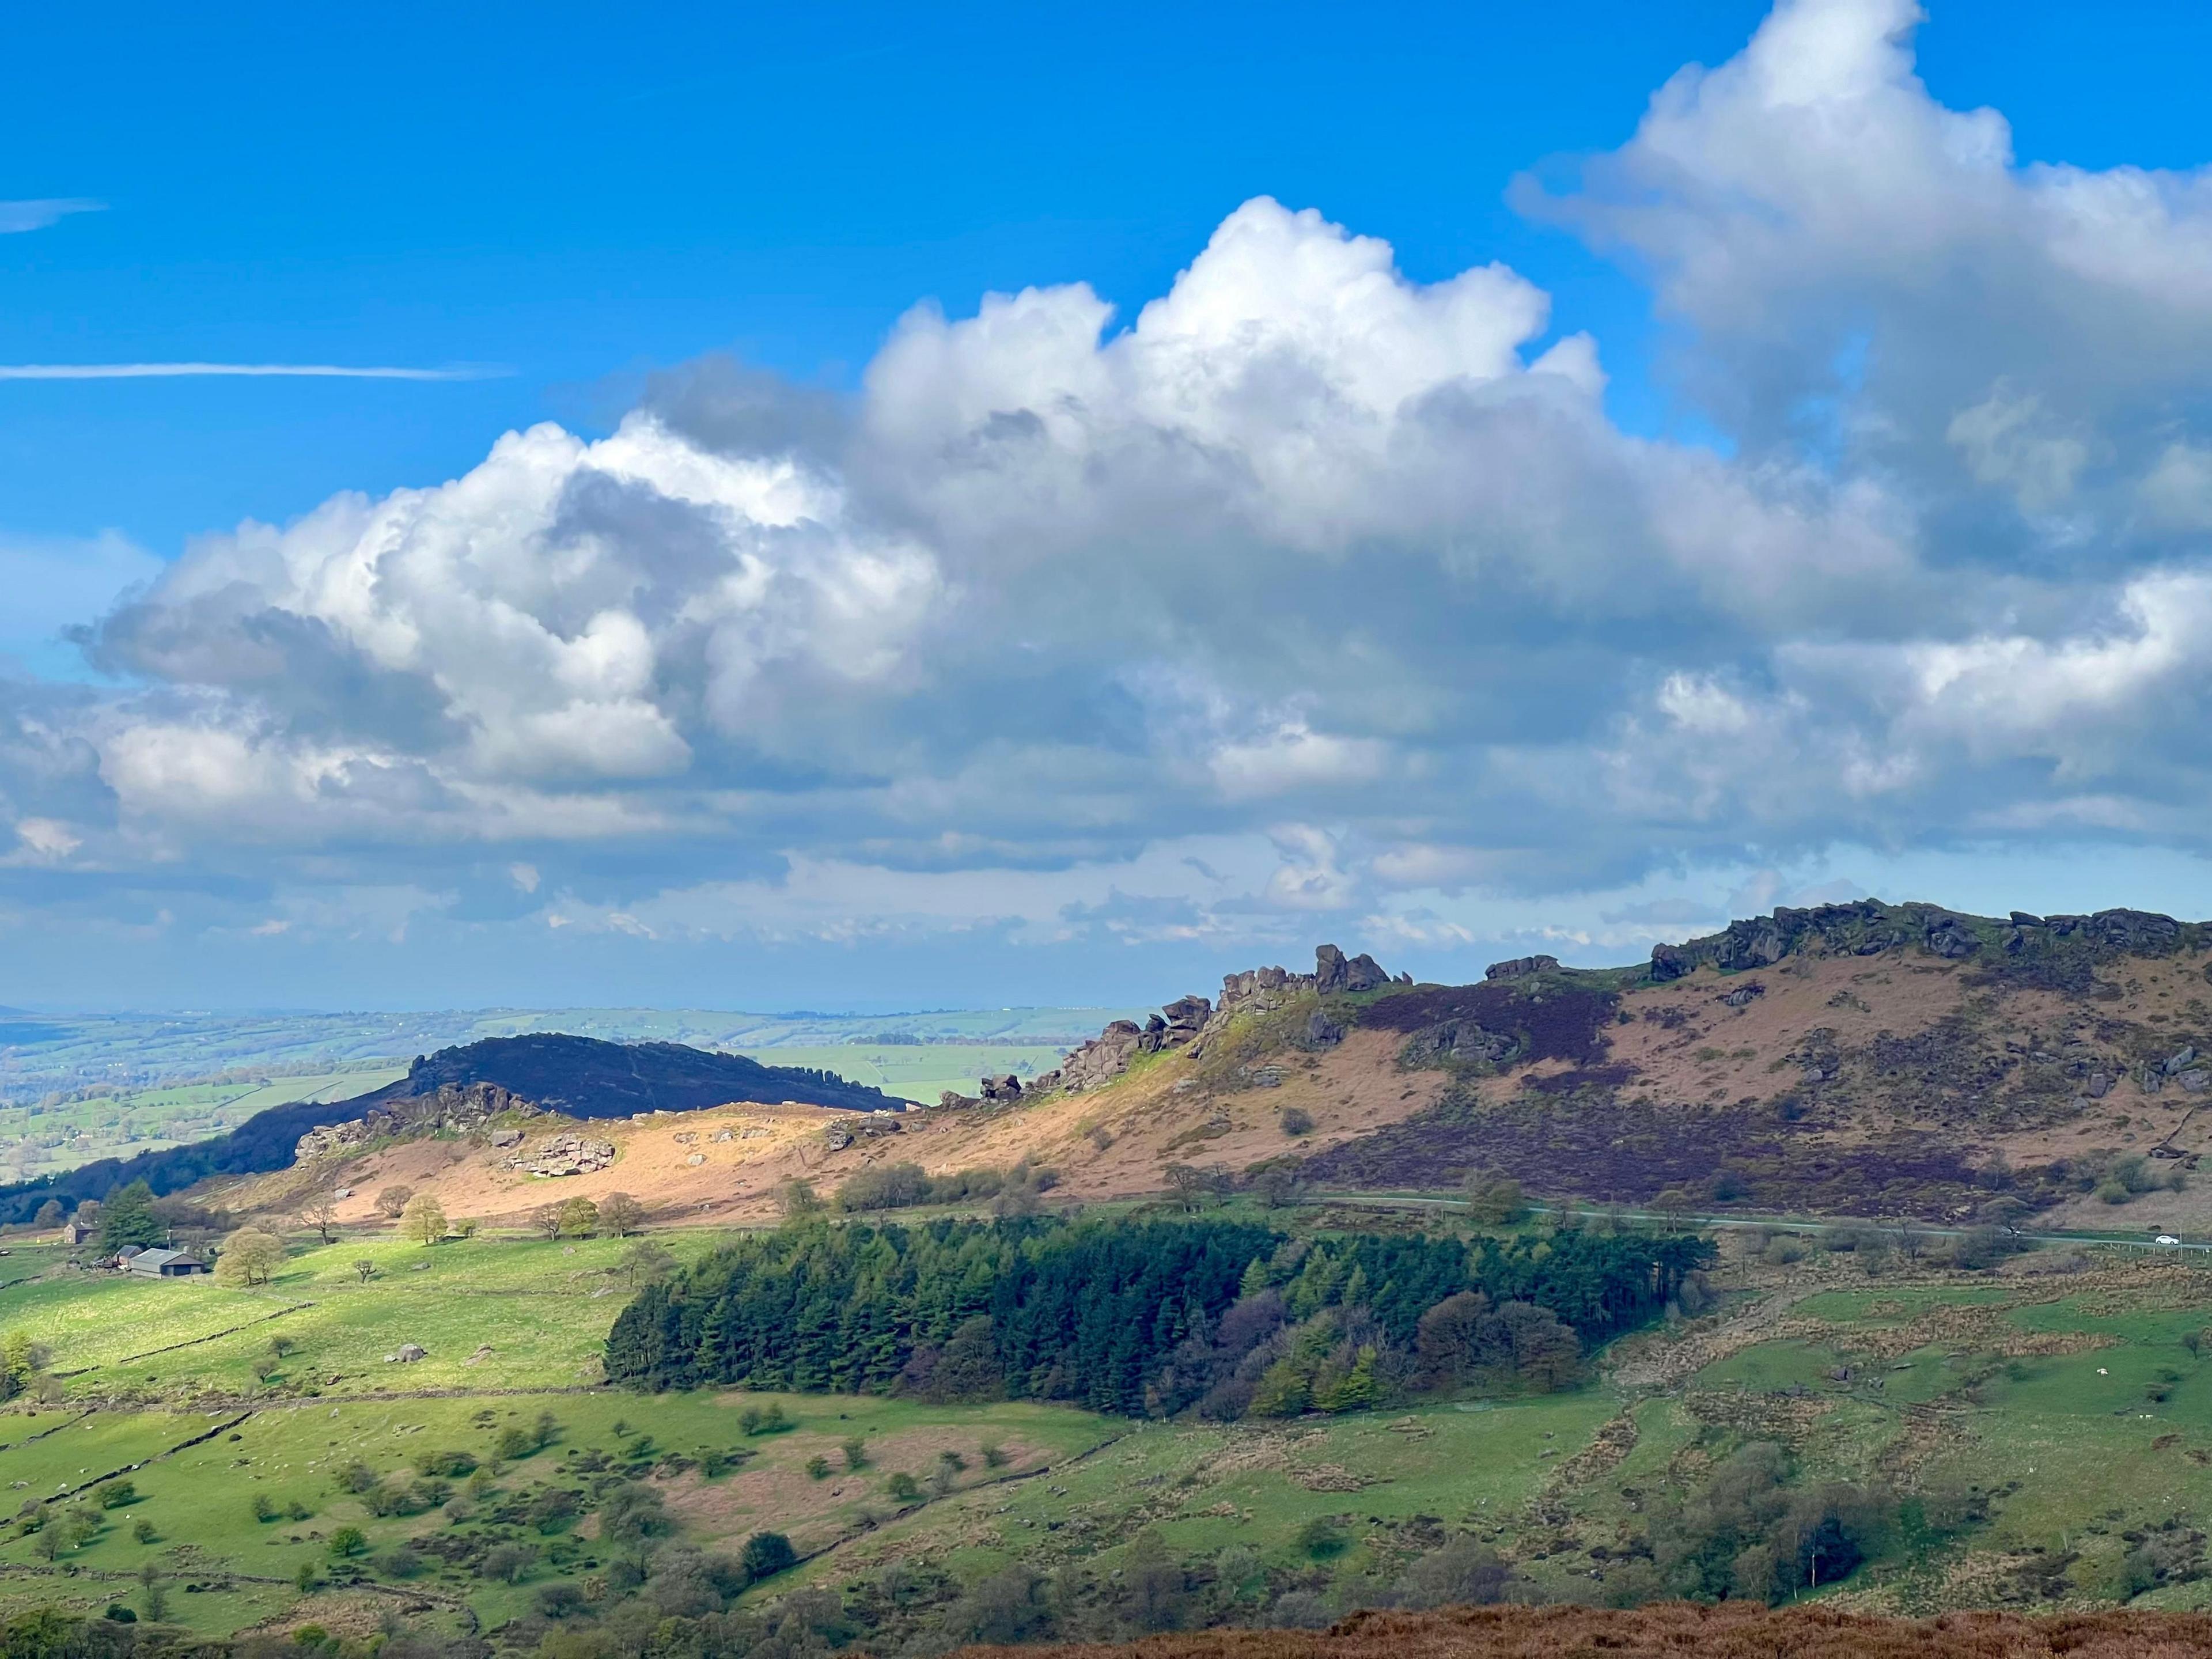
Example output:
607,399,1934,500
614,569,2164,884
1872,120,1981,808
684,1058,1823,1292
99,1181,164,1251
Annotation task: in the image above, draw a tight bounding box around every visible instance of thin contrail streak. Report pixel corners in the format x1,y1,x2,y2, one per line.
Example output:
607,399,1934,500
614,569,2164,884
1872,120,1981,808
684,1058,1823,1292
0,362,509,381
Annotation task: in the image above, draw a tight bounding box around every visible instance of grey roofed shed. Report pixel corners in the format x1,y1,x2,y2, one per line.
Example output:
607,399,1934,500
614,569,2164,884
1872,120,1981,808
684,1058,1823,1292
128,1248,209,1277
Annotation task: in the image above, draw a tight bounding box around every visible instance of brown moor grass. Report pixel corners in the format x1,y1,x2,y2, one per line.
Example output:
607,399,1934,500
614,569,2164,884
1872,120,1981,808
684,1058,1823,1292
959,1604,2212,1659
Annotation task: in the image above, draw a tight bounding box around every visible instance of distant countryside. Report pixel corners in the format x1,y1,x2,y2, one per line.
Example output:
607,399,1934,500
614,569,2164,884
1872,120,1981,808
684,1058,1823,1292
0,1007,1132,1177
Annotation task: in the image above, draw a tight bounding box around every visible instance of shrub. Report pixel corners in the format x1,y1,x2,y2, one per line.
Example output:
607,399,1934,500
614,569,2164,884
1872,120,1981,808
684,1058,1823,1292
528,1487,580,1533
596,1483,669,1547
1298,1516,1350,1558
842,1435,868,1471
1279,1107,1316,1137
374,1185,414,1219
325,1525,367,1559
1393,1536,1516,1608
805,1455,831,1480
1270,1590,1334,1628
494,1425,532,1460
334,1460,377,1494
481,1542,535,1584
251,1495,278,1523
93,1480,135,1510
835,1162,935,1212
536,1582,587,1619
131,1519,156,1544
1464,1176,1527,1226
740,1531,797,1582
886,1471,922,1501
1646,1441,1892,1604
738,1403,790,1436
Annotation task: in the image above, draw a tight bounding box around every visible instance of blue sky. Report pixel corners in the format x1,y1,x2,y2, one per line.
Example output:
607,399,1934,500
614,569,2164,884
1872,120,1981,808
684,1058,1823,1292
10,0,2212,1010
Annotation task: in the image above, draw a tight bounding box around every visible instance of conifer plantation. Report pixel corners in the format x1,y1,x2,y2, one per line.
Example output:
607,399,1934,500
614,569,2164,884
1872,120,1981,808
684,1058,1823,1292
605,1217,1713,1417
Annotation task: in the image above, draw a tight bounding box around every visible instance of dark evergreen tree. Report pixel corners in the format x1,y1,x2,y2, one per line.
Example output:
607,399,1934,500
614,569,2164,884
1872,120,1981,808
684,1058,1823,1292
97,1181,164,1251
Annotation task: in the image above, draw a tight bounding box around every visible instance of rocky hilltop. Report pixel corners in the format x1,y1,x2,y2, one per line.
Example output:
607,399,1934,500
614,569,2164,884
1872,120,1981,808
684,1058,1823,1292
1647,899,2198,988
942,945,1406,1105
908,897,2212,1231
22,896,2212,1237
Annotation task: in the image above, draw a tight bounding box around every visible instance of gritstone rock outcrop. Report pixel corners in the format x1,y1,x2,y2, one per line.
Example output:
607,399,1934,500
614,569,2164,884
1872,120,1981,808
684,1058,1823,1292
294,1082,540,1165
1044,944,1402,1092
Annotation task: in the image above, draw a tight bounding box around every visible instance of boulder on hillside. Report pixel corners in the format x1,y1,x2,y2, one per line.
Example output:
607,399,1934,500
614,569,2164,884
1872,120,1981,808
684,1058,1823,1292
1161,995,1213,1040
1923,913,1980,959
1485,955,1560,980
1399,1020,1517,1068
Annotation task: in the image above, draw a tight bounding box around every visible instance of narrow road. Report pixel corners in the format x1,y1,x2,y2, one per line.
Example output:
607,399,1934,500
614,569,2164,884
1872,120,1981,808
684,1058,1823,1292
1301,1190,2212,1252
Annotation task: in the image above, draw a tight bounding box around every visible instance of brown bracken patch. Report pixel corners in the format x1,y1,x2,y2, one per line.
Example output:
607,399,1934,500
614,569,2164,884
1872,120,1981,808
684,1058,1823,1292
957,1602,2212,1659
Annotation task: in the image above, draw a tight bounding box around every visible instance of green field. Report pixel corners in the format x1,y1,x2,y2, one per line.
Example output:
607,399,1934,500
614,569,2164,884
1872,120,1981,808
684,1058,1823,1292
5,1215,2212,1645
730,1044,1075,1104
0,1066,409,1179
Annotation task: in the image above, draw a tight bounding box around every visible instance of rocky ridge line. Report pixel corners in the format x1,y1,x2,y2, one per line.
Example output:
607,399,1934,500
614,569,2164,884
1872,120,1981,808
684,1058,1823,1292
1647,899,2202,981
941,945,1406,1105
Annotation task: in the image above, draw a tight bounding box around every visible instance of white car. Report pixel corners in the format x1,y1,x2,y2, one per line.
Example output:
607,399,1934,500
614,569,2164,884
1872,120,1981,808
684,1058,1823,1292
2155,1234,2182,1246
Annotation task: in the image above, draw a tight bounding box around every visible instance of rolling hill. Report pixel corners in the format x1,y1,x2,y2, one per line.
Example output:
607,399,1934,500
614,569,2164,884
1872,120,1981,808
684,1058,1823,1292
0,1033,895,1223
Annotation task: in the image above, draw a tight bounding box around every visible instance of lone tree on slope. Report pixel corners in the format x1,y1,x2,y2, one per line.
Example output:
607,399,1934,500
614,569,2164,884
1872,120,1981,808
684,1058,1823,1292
214,1228,284,1287
400,1193,448,1247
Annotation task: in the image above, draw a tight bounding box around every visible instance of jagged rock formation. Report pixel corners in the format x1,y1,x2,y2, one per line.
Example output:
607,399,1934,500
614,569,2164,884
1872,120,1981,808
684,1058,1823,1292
1046,944,1400,1090
1051,1021,1147,1093
1315,944,1396,994
294,1082,540,1165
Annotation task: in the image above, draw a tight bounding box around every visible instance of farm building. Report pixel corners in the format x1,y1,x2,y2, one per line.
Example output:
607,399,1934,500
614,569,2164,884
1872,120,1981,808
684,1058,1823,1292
126,1248,208,1277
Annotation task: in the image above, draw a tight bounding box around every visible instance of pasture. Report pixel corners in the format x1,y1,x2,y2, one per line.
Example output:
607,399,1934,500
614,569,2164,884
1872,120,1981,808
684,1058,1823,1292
4,1226,2212,1638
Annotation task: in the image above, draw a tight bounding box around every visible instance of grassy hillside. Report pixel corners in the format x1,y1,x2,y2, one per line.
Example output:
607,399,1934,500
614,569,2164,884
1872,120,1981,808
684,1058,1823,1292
1,1200,2210,1651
